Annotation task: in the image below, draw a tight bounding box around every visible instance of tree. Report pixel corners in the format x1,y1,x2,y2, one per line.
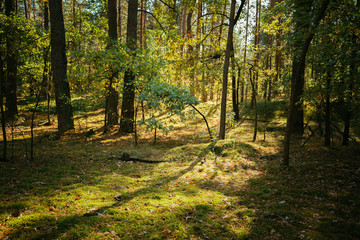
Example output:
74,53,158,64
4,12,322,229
104,0,119,129
49,0,74,133
42,0,51,125
231,44,240,121
219,0,246,140
119,0,138,134
0,42,7,162
5,0,18,121
283,0,330,165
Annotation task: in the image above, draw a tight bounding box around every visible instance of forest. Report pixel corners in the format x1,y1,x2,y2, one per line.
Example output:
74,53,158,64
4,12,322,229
0,0,359,239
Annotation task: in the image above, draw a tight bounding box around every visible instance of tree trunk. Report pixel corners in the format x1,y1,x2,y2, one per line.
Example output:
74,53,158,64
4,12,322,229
241,0,250,103
24,0,28,18
180,7,187,56
343,24,358,146
186,9,195,95
143,0,147,48
342,110,351,146
251,0,260,109
231,44,239,121
140,0,143,47
195,1,202,96
0,49,7,162
72,0,76,27
219,0,236,140
44,0,51,124
251,68,258,142
105,0,119,128
119,0,138,134
5,0,18,121
324,73,331,146
290,0,330,134
218,2,226,45
283,0,330,165
118,0,122,41
49,0,74,133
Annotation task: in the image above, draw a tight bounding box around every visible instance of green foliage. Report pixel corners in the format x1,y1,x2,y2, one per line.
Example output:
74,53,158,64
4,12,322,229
1,13,48,97
138,81,199,134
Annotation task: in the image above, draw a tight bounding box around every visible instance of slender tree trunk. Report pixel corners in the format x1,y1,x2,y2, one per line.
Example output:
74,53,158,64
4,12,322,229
267,0,274,101
249,65,258,142
342,31,357,145
49,0,74,133
324,72,331,146
44,0,51,124
342,110,351,145
187,9,195,95
218,2,226,45
72,0,76,27
194,1,202,96
140,0,144,47
143,0,147,48
24,0,28,18
180,7,187,56
119,0,138,134
209,5,215,100
5,0,18,121
201,14,207,102
219,0,236,140
105,0,119,129
0,50,7,162
241,0,250,103
231,44,240,121
251,0,260,109
118,0,122,41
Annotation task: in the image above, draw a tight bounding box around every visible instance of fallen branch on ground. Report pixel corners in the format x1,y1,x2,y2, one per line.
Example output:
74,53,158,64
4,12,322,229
110,152,168,163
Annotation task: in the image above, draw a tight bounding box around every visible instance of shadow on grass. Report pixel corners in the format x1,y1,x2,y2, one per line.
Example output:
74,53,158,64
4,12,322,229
3,131,359,239
195,144,360,239
1,153,203,239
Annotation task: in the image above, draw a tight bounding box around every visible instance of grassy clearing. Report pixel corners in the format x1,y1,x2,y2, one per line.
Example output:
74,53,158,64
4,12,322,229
1,100,359,239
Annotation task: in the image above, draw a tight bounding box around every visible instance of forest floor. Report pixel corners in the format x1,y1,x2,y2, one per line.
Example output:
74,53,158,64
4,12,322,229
0,99,359,239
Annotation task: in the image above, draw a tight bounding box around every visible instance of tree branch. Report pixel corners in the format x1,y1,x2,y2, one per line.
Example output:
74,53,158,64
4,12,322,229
158,0,177,13
234,0,246,25
137,9,167,36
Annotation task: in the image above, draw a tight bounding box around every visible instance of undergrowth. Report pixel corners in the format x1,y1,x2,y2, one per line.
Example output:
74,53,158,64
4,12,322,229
1,100,359,239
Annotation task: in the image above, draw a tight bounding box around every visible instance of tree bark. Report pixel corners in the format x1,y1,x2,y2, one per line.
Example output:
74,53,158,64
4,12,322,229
218,2,226,45
143,0,147,47
23,0,28,18
187,9,195,95
324,72,331,146
5,0,18,121
283,0,330,165
119,0,138,134
44,0,51,124
140,0,144,47
49,0,74,133
290,0,330,134
249,65,258,142
241,0,250,103
251,0,261,109
118,0,122,41
105,0,119,128
219,0,245,139
219,0,235,140
231,44,239,120
0,49,7,161
342,109,351,146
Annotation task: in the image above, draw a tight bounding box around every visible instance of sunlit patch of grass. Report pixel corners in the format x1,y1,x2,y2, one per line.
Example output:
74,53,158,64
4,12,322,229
1,99,359,239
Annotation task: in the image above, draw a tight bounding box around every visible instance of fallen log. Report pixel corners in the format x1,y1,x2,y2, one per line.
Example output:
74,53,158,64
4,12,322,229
110,152,168,164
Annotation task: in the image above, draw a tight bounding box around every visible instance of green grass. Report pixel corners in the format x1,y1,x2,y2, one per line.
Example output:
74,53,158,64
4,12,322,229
1,99,359,239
